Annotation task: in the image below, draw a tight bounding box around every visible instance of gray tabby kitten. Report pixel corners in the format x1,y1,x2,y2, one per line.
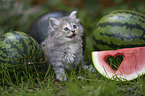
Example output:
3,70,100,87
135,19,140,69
41,11,84,81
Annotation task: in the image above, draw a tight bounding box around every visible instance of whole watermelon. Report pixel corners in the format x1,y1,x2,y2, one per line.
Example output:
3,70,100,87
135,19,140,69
93,10,145,51
0,31,45,71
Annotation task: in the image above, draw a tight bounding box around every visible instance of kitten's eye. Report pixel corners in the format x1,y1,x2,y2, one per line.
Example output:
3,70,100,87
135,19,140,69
64,27,69,31
73,25,77,29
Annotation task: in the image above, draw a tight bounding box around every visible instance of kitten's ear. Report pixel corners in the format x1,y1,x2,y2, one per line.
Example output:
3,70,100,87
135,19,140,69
49,18,60,30
69,11,77,19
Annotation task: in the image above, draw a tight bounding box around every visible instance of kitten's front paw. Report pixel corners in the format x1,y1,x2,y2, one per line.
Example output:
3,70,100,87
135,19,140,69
56,74,67,81
83,65,96,73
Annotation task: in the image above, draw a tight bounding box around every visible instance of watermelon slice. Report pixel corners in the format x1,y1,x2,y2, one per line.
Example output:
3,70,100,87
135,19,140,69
92,47,145,81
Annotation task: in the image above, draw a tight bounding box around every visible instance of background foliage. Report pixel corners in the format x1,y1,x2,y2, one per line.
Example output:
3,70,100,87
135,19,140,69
1,0,145,33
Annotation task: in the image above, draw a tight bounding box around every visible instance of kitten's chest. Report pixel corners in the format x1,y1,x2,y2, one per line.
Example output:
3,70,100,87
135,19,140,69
66,43,81,54
63,43,82,66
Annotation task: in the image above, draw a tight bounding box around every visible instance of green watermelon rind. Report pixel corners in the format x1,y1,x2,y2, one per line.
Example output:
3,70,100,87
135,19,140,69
93,10,145,51
0,31,45,70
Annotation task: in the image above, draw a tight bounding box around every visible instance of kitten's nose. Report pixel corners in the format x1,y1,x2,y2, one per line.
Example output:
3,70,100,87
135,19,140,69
71,30,75,33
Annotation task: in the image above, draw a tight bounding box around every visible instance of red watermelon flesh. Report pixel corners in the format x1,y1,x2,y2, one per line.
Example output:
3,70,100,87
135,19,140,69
92,47,145,81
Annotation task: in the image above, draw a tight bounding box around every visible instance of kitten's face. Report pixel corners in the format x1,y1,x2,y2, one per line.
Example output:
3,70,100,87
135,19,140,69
62,22,82,40
49,11,83,41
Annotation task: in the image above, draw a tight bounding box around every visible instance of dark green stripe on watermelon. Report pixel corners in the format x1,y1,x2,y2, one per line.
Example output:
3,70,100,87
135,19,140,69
93,10,145,51
0,31,45,70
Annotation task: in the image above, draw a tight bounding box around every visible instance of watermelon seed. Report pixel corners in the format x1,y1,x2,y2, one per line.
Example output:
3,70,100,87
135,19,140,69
106,55,123,71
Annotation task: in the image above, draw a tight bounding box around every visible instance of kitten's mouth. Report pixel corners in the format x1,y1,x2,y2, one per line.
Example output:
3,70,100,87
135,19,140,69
66,34,76,39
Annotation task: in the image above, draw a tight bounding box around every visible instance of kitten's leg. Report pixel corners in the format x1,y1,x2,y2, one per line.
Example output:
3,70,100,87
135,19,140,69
41,43,67,81
73,50,83,66
52,61,67,81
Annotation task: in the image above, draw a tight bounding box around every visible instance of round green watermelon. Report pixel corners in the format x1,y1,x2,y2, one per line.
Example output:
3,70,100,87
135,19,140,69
0,31,45,71
93,10,145,51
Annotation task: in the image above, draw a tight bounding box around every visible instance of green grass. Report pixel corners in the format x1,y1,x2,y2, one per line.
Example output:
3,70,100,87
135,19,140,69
1,64,145,96
106,55,123,71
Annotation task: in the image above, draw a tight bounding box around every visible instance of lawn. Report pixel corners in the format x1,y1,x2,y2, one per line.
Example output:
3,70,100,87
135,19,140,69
1,66,145,96
1,0,145,96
